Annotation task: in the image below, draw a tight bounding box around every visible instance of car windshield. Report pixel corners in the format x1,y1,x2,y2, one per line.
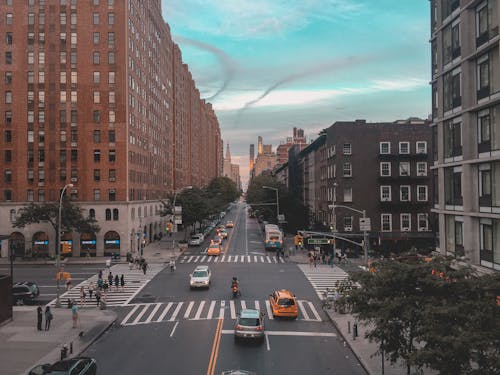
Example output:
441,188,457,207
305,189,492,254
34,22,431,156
191,236,200,240
193,271,208,278
239,318,260,326
278,298,295,306
50,359,78,371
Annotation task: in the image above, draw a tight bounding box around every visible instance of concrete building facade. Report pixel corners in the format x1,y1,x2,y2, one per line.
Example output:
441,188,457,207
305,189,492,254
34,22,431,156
430,0,500,271
0,0,222,258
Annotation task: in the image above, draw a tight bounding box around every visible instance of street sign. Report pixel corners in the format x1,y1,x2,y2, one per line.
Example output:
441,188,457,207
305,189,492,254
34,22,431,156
174,206,182,214
278,214,285,223
307,238,330,245
359,218,371,231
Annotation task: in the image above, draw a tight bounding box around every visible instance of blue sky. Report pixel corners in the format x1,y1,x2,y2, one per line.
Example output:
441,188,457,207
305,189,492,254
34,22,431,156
161,0,431,187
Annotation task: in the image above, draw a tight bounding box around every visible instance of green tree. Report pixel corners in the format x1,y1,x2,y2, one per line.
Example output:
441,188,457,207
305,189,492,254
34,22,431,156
206,176,239,207
339,256,500,375
13,200,100,254
176,187,210,233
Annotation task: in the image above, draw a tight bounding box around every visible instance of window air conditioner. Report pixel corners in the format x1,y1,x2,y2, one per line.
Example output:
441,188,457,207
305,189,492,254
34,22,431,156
70,177,77,182
402,227,410,232
344,226,352,232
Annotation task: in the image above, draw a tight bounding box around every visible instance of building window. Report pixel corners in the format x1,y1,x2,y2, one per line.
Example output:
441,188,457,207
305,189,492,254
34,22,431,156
93,32,100,44
343,143,351,155
108,13,114,25
105,208,111,221
380,162,391,177
444,118,462,158
400,213,411,231
416,141,427,154
109,150,116,162
93,71,100,84
479,162,500,208
108,71,115,84
380,186,391,201
6,32,12,44
476,1,498,47
381,214,392,232
27,190,34,202
344,216,353,231
93,149,101,162
108,52,115,64
442,21,460,65
400,186,410,202
446,215,464,256
442,0,459,20
94,189,101,201
5,71,12,84
93,13,99,25
417,186,428,201
93,110,101,123
108,130,116,143
399,162,410,177
89,209,95,219
109,111,115,123
108,32,114,47
93,91,100,104
6,13,13,25
417,162,427,176
417,213,429,231
109,169,116,182
443,68,461,111
478,108,491,147
60,71,67,84
399,142,409,154
113,208,118,219
479,218,500,267
5,91,12,104
4,169,12,183
4,190,12,201
93,130,101,143
109,91,115,104
93,52,100,64
444,167,463,206
343,187,352,202
110,190,117,202
343,162,352,177
379,142,390,154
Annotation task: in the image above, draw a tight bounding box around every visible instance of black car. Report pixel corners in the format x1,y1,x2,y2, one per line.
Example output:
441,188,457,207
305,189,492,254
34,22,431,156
13,281,40,305
29,357,97,375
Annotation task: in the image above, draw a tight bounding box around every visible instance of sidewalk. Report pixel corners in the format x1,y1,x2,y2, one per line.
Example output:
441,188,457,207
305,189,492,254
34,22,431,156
0,307,116,375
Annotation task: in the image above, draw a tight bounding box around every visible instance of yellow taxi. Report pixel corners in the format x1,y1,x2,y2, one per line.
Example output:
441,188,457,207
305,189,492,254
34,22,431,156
226,221,234,228
269,289,298,318
207,243,221,256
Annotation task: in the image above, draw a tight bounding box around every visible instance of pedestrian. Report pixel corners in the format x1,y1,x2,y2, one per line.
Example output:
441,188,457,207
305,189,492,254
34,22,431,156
142,261,147,275
71,303,78,328
276,249,280,262
108,271,113,289
98,269,103,279
105,258,111,269
103,280,109,296
95,289,101,307
79,286,86,306
313,253,318,268
36,306,43,331
308,253,314,269
114,274,119,291
321,251,327,264
65,277,72,291
128,259,134,270
44,306,53,331
88,281,95,300
97,277,103,291
120,274,125,292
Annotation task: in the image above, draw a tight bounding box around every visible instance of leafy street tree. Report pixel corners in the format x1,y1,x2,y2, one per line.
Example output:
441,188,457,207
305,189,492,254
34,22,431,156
176,187,210,232
338,256,500,375
13,200,100,255
206,176,239,205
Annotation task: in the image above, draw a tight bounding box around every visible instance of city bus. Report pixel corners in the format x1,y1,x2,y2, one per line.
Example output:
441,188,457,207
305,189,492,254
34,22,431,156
264,224,283,251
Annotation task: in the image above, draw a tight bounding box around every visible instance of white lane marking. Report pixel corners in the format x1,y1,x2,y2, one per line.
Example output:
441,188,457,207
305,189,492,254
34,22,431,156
230,300,236,319
145,303,162,323
265,300,274,319
241,300,247,310
245,211,248,255
255,300,260,312
220,330,337,338
187,256,194,263
200,256,206,262
169,302,183,321
247,255,251,262
221,255,226,262
307,301,322,321
122,304,140,325
157,302,173,322
213,256,218,262
193,301,206,320
260,256,264,263
207,256,213,262
184,301,195,319
207,300,216,320
170,321,179,337
132,304,149,324
266,256,272,263
254,256,258,262
124,279,151,306
298,300,310,321
219,300,225,319
194,256,200,262
265,333,271,351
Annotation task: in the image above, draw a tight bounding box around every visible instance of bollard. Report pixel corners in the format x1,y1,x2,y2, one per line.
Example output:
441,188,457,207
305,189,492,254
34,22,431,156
348,321,351,334
70,341,73,354
60,345,68,360
353,323,358,340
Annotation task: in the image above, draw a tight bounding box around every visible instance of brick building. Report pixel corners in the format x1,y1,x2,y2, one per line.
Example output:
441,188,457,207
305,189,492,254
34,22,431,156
0,0,222,258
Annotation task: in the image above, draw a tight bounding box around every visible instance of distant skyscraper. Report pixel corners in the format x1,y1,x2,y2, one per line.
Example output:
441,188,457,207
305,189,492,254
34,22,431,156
249,144,255,173
258,136,263,155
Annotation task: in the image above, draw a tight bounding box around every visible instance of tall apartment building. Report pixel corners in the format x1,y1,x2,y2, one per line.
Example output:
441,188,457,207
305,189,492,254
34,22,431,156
0,0,222,258
430,0,499,271
276,127,307,166
287,119,434,253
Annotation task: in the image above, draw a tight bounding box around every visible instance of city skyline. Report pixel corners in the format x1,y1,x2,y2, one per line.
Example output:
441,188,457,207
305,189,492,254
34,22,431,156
162,0,431,187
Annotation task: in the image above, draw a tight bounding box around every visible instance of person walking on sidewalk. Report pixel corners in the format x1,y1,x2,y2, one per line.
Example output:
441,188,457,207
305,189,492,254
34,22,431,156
44,306,53,331
114,274,119,291
95,289,102,307
308,253,314,269
79,285,86,306
65,277,72,291
107,271,113,289
36,306,43,331
97,277,103,291
71,303,78,328
88,281,95,300
142,261,148,275
120,274,125,292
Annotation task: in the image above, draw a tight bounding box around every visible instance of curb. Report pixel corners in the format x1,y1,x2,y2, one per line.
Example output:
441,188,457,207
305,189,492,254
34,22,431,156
324,309,372,375
75,310,117,357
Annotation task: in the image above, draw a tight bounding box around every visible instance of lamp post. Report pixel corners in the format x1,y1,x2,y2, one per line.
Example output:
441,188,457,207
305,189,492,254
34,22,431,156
328,204,370,267
262,186,279,224
56,183,73,308
171,186,192,252
137,216,143,256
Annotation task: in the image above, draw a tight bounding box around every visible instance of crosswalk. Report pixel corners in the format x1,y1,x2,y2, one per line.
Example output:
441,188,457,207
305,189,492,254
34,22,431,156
298,264,349,300
179,254,285,264
48,263,165,308
120,299,322,326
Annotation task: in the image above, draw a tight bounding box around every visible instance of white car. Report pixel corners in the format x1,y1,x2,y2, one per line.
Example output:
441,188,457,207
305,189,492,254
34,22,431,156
190,266,211,289
189,234,204,246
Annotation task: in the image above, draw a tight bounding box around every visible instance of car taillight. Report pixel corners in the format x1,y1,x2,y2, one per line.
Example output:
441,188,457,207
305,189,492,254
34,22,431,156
236,325,243,330
256,326,263,331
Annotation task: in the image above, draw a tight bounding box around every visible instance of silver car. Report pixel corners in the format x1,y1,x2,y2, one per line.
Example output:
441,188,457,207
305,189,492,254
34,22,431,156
189,265,211,289
234,309,265,342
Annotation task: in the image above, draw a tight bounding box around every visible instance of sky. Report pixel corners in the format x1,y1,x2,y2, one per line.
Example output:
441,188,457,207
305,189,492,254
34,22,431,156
161,0,431,188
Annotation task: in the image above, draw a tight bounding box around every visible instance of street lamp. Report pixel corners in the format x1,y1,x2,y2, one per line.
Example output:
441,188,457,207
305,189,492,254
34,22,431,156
262,186,279,224
171,185,192,251
56,183,73,308
328,203,370,267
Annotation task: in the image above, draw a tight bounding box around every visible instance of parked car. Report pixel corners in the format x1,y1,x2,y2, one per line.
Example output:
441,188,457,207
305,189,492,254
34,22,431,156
13,281,40,305
189,265,211,289
28,357,97,375
234,309,265,342
269,289,298,318
189,234,204,246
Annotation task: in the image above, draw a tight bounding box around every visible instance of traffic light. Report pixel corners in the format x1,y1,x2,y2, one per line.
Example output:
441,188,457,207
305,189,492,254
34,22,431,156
330,224,334,232
328,239,335,245
61,242,71,254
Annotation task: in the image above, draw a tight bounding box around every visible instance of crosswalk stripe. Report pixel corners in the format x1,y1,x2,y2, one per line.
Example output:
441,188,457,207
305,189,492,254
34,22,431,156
184,301,195,319
133,304,149,324
169,302,183,321
307,301,322,321
230,300,236,319
298,300,310,321
193,301,205,320
207,300,216,320
219,300,225,319
265,300,274,319
145,303,162,323
221,255,226,262
247,255,251,262
241,300,247,310
157,302,173,322
122,305,140,325
178,255,290,264
255,300,260,312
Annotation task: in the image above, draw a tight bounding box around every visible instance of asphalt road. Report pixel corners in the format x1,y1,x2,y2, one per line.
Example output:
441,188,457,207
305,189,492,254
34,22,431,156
83,202,366,374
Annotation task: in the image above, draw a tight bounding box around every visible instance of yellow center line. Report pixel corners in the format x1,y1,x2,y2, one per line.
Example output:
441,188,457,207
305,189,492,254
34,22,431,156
223,207,241,255
207,318,224,375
